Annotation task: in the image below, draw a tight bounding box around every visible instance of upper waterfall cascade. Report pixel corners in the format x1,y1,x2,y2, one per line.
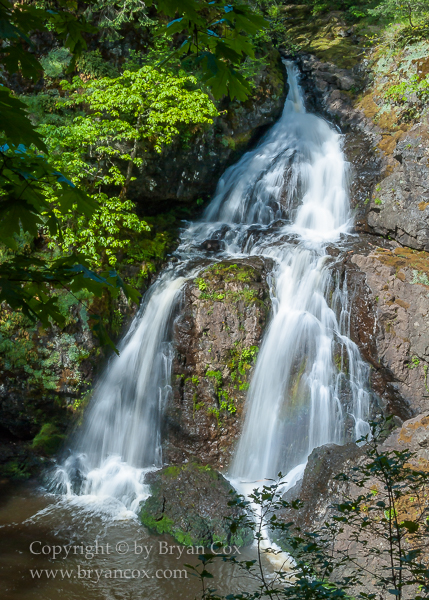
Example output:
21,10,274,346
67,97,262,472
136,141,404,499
51,62,371,515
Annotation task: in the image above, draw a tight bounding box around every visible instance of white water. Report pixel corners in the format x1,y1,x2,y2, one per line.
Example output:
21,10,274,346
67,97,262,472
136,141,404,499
50,62,371,524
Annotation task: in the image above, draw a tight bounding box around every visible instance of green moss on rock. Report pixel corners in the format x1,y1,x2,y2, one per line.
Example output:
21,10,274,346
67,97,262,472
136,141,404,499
31,423,65,456
194,262,265,307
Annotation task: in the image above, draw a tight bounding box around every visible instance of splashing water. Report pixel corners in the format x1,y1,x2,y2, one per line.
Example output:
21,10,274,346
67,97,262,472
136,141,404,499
50,62,371,525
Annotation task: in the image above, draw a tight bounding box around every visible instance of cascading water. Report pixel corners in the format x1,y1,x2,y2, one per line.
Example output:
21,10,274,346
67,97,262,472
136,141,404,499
50,61,371,523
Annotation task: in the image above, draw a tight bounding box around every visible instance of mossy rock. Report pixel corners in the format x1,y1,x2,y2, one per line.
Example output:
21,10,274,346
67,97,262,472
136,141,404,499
31,423,65,456
140,462,253,547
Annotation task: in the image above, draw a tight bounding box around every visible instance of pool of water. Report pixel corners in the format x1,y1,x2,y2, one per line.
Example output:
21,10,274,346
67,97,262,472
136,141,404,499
0,480,259,600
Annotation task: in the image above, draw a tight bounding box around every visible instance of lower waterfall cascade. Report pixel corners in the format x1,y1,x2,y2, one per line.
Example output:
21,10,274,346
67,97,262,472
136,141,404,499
50,61,372,520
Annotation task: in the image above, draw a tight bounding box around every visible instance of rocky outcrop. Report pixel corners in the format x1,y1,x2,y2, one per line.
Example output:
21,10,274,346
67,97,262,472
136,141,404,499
140,462,252,546
297,54,366,129
283,414,429,526
163,258,272,470
381,412,429,464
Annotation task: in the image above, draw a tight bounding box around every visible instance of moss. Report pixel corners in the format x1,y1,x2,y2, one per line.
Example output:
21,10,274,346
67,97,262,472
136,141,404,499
204,343,259,425
279,8,361,69
0,459,31,480
140,510,197,546
140,513,177,536
31,423,65,456
374,247,429,279
194,262,263,307
163,465,181,477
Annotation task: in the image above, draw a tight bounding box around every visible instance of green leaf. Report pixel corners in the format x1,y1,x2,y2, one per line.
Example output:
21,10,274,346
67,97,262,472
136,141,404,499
0,87,47,151
400,520,419,533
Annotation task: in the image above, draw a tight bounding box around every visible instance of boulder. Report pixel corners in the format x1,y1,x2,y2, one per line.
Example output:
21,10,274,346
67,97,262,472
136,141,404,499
163,258,272,470
140,462,252,547
278,442,363,532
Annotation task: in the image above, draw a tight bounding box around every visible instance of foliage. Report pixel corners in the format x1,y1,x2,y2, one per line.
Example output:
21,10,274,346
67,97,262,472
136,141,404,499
384,74,429,104
188,420,429,600
76,49,119,79
0,289,91,393
40,47,72,78
303,0,374,20
145,0,268,101
368,0,429,27
252,2,292,51
40,67,217,267
0,0,133,347
0,0,93,81
83,0,152,41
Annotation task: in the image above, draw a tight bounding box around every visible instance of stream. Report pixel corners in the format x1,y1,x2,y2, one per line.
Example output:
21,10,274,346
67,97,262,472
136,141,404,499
1,62,373,599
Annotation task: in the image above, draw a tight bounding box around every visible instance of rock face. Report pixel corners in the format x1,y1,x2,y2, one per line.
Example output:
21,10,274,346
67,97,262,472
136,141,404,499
366,128,429,250
163,258,272,470
140,462,252,547
347,246,429,417
381,412,429,464
297,54,365,129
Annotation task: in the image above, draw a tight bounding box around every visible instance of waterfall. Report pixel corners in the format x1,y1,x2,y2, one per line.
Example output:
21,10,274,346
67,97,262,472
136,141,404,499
50,62,371,518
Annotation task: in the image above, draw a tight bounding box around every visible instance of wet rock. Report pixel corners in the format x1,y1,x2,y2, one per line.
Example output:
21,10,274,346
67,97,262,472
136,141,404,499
140,462,252,546
200,239,225,252
296,54,366,129
278,443,363,532
163,258,272,470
